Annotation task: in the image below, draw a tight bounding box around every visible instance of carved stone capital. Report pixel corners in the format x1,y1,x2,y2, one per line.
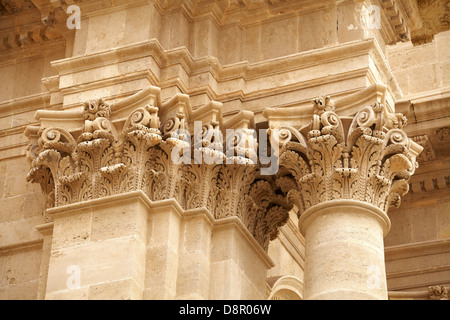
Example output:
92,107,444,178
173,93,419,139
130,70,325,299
269,93,423,217
25,87,290,251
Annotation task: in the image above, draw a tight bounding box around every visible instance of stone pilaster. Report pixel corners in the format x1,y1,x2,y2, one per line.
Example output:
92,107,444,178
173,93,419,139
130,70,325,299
267,91,423,299
44,192,149,299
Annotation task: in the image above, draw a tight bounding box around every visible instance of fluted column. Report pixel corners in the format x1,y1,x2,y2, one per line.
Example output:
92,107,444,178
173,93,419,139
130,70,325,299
269,95,423,300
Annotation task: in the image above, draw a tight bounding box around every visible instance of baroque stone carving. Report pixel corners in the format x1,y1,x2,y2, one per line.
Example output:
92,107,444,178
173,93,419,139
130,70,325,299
0,0,34,14
428,285,449,300
269,97,422,216
380,0,410,43
26,89,290,251
26,86,422,250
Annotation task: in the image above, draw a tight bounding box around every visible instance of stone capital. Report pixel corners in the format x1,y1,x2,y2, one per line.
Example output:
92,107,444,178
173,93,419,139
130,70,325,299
265,87,424,300
268,87,423,220
25,86,291,252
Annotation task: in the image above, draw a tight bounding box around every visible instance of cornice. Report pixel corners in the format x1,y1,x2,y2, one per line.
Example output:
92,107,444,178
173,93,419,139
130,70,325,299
409,168,450,194
410,0,450,45
0,0,35,16
385,239,450,291
386,88,450,166
0,0,76,54
47,38,401,115
153,0,343,28
0,237,43,253
380,0,412,43
394,0,423,31
50,38,377,79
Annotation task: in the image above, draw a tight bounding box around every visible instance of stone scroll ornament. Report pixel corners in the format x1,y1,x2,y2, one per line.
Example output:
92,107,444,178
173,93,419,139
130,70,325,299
26,93,291,251
269,95,422,217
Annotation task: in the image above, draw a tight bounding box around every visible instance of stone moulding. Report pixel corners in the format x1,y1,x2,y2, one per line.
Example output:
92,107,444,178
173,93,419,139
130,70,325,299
25,86,291,252
263,83,392,129
266,275,304,300
388,286,449,300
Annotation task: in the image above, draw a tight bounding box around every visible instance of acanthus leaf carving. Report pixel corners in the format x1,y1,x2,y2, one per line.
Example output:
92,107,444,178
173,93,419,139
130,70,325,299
247,179,291,251
26,89,290,252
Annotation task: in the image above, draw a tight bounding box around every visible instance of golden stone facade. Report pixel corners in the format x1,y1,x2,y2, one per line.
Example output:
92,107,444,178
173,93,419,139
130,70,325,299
0,0,449,300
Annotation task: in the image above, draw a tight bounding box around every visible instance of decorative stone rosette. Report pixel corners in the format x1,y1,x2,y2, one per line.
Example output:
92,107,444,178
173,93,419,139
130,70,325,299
26,88,291,251
270,96,423,217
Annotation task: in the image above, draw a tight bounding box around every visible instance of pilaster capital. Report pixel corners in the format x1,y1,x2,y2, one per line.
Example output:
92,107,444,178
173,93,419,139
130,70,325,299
25,86,291,251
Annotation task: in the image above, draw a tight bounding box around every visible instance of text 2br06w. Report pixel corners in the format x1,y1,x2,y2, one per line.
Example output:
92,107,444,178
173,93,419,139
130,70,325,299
223,304,272,315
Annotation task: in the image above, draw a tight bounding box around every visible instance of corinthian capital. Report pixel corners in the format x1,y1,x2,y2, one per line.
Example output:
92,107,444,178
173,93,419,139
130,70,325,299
269,91,423,217
25,87,291,251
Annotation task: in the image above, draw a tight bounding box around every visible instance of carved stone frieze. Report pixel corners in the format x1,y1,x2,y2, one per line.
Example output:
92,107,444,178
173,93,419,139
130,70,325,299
0,0,34,14
269,96,423,216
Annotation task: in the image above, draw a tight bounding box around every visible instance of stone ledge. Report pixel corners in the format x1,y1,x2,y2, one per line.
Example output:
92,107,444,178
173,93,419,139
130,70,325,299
385,238,450,260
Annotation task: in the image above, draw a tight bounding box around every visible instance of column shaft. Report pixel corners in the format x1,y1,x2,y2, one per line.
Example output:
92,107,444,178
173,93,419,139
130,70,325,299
300,200,390,300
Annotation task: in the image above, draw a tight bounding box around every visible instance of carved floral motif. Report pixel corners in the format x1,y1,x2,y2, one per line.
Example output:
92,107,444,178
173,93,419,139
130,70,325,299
411,135,436,162
436,127,450,140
